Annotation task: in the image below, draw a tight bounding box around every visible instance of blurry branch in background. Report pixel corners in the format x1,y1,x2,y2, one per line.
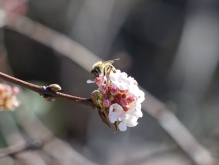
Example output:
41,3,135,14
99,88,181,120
0,9,218,165
141,90,219,165
0,29,13,74
0,107,99,165
68,0,134,57
0,110,48,165
0,138,46,159
0,71,95,108
13,98,100,165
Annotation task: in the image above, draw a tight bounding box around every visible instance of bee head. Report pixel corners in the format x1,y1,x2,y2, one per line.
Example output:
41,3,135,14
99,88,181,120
91,61,103,78
91,67,101,78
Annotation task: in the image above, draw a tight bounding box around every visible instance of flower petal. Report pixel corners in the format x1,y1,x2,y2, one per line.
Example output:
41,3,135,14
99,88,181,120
125,115,138,127
87,80,95,83
118,120,127,131
109,113,118,123
109,103,124,123
109,103,123,113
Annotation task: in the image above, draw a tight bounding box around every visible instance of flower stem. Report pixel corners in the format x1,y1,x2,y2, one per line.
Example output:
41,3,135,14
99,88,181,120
0,71,95,108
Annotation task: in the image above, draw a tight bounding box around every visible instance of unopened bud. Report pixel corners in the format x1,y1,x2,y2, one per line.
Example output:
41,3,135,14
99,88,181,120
110,87,118,95
47,84,61,92
12,87,20,95
103,99,111,108
44,96,55,102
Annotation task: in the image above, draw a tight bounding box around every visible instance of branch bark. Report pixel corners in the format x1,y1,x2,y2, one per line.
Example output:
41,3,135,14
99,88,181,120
0,71,95,108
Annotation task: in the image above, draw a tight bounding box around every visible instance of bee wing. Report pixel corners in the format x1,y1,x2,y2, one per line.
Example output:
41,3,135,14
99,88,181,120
103,58,120,64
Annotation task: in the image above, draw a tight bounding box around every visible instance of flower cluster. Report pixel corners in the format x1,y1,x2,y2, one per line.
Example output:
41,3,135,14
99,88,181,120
88,70,145,132
0,83,20,111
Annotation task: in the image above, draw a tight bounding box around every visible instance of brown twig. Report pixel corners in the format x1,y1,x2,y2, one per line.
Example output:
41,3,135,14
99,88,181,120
0,71,95,108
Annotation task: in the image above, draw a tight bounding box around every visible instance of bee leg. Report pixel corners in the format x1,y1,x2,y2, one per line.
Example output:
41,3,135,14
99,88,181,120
103,67,107,76
104,66,113,76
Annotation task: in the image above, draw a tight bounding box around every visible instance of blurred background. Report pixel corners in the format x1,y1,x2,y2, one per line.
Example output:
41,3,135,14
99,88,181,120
1,0,219,164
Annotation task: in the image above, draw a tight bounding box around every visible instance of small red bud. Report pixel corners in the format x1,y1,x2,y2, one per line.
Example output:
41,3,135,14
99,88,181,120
113,97,119,104
122,94,126,98
123,107,128,111
120,98,128,106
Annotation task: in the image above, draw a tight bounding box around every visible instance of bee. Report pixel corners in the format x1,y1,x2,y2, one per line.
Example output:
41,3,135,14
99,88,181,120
91,59,119,78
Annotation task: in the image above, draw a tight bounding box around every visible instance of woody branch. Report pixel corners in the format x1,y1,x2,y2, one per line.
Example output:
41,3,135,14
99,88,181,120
0,71,95,108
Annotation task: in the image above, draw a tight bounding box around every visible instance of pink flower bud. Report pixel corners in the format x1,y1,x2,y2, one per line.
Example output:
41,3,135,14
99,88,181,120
103,99,111,108
94,77,103,87
127,95,136,103
12,87,20,95
100,84,108,91
110,87,118,95
120,98,128,107
121,94,126,98
94,77,101,82
123,107,128,111
117,94,122,99
113,97,119,104
101,92,108,100
5,85,12,92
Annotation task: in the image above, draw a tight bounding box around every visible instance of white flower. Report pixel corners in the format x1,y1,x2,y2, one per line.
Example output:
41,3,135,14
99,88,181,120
128,103,143,118
109,70,129,90
109,102,142,131
137,90,145,103
109,103,124,123
128,85,145,104
119,114,138,131
88,68,145,132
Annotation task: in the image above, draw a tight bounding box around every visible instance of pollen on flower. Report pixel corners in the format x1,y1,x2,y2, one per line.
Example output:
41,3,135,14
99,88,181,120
88,66,145,132
0,83,20,111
